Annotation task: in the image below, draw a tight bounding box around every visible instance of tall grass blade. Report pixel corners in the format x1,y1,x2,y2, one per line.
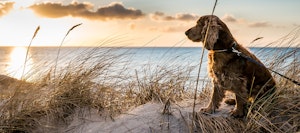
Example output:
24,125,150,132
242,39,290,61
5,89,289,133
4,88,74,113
192,0,218,124
21,26,40,80
53,23,82,85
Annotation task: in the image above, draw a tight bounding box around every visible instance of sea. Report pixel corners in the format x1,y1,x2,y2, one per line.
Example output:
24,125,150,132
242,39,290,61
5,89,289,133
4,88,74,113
0,46,298,87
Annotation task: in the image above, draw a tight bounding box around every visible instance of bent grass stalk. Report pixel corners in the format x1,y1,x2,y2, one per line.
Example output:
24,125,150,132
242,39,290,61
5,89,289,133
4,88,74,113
53,23,82,86
21,26,40,80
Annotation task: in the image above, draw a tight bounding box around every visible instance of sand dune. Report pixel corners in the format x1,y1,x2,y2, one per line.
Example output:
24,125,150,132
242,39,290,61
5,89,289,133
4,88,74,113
64,99,236,133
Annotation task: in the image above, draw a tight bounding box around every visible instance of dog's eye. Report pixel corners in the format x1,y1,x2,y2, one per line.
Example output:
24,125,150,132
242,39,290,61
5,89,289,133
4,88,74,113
197,19,203,25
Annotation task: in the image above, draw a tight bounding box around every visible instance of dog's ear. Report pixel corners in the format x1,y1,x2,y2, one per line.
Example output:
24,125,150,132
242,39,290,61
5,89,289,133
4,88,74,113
202,17,221,48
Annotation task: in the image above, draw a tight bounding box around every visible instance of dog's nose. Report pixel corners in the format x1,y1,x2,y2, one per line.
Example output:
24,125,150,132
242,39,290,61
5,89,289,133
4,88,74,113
185,29,191,35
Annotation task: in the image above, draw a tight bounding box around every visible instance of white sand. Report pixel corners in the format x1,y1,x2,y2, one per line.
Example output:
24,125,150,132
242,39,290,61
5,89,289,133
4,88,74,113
65,99,235,133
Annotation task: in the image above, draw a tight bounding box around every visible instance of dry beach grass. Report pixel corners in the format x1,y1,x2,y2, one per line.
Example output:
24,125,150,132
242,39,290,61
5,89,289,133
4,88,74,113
0,30,299,132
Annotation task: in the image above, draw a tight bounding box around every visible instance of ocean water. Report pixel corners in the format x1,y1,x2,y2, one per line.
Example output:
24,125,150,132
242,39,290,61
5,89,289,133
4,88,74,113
0,47,298,83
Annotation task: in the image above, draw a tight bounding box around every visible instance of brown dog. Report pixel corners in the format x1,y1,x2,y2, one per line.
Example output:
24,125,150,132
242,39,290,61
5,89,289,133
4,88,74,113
185,15,276,117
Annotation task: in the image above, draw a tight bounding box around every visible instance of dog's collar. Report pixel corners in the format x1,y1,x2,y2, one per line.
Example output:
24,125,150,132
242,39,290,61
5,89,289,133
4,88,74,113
230,42,242,56
211,49,228,53
210,41,239,54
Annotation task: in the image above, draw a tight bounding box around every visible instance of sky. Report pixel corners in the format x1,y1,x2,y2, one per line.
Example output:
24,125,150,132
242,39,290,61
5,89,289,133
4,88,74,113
0,0,299,47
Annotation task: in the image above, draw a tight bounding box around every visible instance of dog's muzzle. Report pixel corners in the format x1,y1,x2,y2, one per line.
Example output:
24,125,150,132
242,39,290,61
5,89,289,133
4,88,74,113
185,29,191,36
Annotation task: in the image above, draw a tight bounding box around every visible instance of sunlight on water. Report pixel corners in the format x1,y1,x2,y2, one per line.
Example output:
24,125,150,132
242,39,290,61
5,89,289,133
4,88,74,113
6,47,33,79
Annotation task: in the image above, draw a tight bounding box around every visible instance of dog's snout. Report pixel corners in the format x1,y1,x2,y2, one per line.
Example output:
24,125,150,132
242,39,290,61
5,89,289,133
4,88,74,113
185,29,191,35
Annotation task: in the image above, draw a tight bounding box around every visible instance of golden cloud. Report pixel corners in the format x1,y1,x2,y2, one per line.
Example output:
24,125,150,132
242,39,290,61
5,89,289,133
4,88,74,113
222,14,237,22
0,1,14,17
29,2,145,20
248,21,271,27
150,11,199,22
222,14,272,28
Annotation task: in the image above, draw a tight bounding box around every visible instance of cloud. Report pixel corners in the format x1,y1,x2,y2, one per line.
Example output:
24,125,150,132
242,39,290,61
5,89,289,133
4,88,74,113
222,14,237,22
150,11,199,22
222,14,272,28
248,21,271,27
293,23,300,27
0,1,14,17
29,2,145,20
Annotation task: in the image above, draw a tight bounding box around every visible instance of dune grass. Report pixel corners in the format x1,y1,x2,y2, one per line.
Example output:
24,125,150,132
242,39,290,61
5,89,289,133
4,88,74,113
0,39,299,133
0,26,299,132
243,29,300,132
0,45,197,132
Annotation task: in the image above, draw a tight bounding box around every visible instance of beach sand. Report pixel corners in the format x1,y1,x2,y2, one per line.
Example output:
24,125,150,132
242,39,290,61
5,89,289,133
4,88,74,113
64,99,236,133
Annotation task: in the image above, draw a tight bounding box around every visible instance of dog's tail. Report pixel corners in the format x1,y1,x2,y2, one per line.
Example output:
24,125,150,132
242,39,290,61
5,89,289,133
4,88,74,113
225,98,236,105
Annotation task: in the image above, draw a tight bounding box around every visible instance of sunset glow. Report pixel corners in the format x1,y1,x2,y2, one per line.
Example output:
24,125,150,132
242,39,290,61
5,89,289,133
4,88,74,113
6,47,33,79
0,0,299,47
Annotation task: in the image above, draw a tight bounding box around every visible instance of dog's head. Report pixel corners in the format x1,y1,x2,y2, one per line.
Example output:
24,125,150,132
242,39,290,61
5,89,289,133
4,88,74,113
185,15,233,50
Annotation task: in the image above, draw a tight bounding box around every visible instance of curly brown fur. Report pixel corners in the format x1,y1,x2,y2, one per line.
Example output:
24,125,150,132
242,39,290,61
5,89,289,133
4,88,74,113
185,15,276,117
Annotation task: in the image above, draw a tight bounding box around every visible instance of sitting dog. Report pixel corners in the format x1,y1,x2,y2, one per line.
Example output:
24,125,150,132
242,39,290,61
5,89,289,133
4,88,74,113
185,15,276,117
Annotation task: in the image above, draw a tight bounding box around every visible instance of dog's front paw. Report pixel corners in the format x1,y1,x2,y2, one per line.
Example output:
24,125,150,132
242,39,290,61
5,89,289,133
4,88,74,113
200,107,215,114
230,109,244,118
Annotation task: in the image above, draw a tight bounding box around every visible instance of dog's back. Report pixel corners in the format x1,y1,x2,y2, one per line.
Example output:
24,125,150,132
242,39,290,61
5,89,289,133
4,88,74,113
236,46,276,98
